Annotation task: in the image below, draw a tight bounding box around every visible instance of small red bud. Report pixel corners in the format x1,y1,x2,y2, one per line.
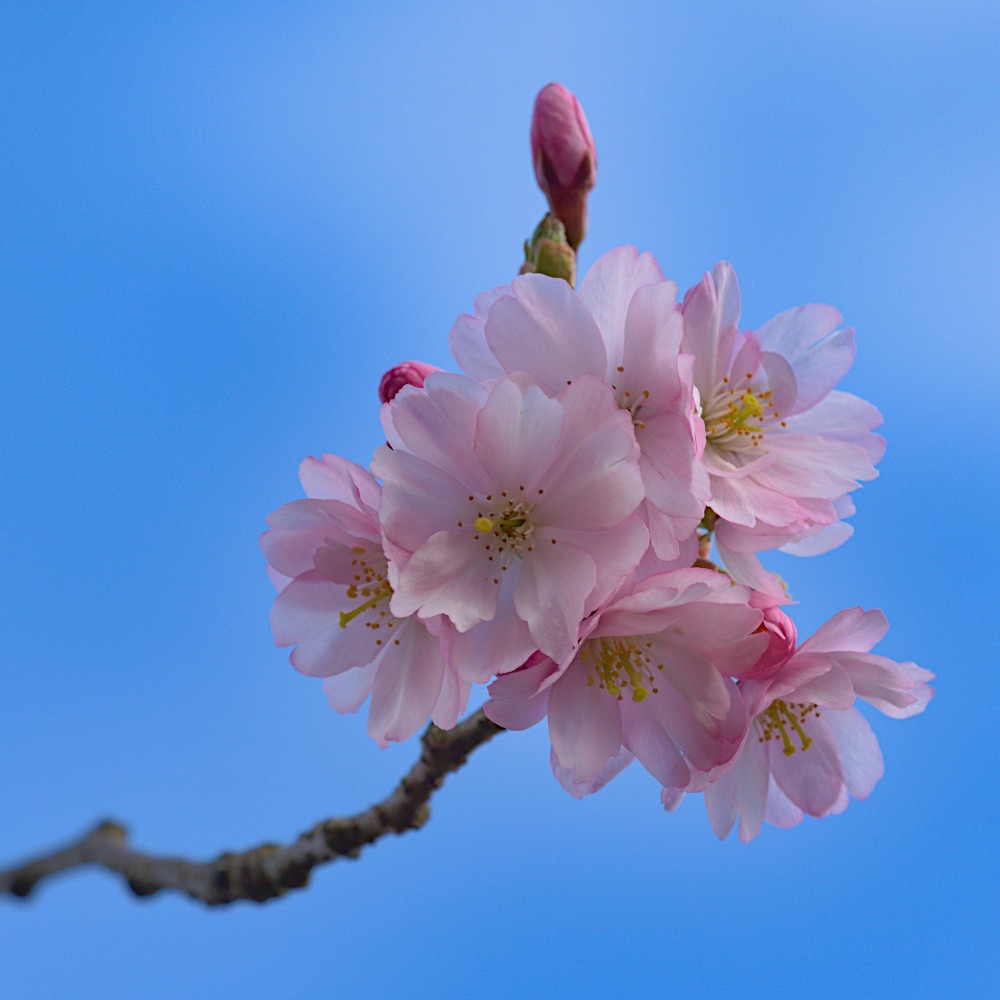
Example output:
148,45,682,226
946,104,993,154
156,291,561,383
378,361,441,404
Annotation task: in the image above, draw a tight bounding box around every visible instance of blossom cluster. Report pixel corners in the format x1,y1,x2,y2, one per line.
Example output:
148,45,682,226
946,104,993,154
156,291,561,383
261,246,932,842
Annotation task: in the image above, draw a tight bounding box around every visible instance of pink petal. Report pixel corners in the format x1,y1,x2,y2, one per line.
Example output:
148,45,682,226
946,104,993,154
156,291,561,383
758,349,797,414
551,745,634,799
579,246,667,365
763,777,805,830
443,567,538,681
431,663,470,731
534,379,643,530
769,718,845,817
322,662,378,714
271,572,384,677
376,373,491,494
785,390,885,464
753,434,877,497
682,262,741,391
708,468,799,529
792,662,856,710
299,454,381,514
472,379,564,489
660,787,686,812
800,607,889,655
391,529,499,631
754,304,854,414
713,540,789,602
516,536,596,661
261,499,364,579
374,446,477,563
366,622,445,747
820,708,884,799
647,666,739,773
486,655,560,730
835,651,936,718
553,517,649,614
484,273,606,391
705,735,770,842
620,280,683,379
547,660,623,785
730,332,761,386
780,519,854,557
448,286,513,380
621,697,702,788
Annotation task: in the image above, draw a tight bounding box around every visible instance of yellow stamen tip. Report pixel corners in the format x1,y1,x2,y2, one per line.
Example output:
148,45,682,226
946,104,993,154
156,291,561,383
474,516,494,533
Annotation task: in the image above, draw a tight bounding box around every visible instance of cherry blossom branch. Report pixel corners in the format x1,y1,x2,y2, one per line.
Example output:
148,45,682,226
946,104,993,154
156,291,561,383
0,708,503,907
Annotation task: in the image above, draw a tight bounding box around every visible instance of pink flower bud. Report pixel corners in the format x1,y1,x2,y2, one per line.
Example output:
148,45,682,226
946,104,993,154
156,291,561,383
530,83,597,249
378,361,441,404
740,603,798,681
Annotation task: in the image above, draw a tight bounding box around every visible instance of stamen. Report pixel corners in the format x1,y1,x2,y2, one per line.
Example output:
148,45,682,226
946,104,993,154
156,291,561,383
338,580,392,629
340,587,392,628
588,637,662,702
602,663,621,697
757,699,816,755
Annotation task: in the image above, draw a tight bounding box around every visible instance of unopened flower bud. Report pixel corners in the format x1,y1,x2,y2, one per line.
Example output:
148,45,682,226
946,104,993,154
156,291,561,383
530,82,597,249
378,361,441,404
741,602,798,681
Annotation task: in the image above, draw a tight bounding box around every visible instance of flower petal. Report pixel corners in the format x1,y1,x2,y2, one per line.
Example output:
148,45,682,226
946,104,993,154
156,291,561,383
769,718,845,817
472,379,564,489
820,708,884,799
799,607,889,654
754,304,854,414
516,536,596,661
551,744,634,799
391,529,499,631
547,659,623,785
484,273,606,391
621,697,696,789
486,655,560,730
579,246,668,366
322,662,378,714
366,622,445,747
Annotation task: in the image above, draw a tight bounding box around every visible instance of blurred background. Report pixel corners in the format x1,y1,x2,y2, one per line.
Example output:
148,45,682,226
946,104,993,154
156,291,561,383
2,2,997,996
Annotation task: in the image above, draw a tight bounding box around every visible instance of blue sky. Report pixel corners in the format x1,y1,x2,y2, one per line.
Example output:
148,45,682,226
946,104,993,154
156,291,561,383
2,2,998,997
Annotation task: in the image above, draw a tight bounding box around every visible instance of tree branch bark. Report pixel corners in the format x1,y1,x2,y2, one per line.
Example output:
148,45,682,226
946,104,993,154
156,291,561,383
0,708,503,906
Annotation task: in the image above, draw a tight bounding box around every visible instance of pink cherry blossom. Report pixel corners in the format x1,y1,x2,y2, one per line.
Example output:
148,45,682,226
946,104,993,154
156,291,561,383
373,372,647,677
663,607,934,842
449,246,709,564
486,569,767,796
530,82,597,248
682,262,884,593
260,453,468,747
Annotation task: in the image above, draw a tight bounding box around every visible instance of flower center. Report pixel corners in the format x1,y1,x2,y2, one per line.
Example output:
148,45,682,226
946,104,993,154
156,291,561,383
581,636,662,702
457,489,545,584
338,547,394,641
702,375,787,449
756,699,819,755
